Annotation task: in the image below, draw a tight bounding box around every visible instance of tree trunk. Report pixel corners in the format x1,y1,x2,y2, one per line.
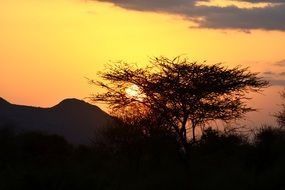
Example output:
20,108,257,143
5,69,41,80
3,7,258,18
191,120,196,143
180,114,188,149
192,126,196,143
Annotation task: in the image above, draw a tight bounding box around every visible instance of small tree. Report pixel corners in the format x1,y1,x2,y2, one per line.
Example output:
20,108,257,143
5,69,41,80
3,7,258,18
90,56,268,147
275,89,285,127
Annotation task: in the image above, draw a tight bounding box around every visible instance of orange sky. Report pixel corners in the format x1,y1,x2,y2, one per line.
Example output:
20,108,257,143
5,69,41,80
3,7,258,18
1,0,285,126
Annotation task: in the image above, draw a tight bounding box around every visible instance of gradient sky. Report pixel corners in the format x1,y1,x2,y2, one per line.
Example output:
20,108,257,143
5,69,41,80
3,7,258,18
1,0,285,127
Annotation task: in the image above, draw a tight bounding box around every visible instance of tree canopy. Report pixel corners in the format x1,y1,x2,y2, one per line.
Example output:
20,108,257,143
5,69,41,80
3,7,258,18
90,56,269,147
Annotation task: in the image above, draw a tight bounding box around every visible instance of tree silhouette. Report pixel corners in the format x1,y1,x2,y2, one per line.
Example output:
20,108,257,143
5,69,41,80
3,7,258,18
275,89,285,127
90,56,268,148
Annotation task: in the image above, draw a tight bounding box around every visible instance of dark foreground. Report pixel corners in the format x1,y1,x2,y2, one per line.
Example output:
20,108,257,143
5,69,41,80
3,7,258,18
0,125,284,190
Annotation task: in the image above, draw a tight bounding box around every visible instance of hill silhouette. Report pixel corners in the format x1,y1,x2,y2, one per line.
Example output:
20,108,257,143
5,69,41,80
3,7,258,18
0,97,112,144
0,97,10,107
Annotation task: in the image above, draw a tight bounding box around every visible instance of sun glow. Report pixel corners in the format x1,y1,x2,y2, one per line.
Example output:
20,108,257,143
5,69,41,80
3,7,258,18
125,84,145,101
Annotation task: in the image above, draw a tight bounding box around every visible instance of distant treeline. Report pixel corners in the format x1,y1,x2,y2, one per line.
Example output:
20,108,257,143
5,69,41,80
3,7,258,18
0,122,284,190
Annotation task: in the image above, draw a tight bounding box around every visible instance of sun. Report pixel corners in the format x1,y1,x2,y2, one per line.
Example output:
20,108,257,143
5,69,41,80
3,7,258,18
125,84,145,101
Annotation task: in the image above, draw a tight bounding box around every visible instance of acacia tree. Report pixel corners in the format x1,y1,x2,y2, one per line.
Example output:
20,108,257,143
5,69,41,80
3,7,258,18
90,56,268,147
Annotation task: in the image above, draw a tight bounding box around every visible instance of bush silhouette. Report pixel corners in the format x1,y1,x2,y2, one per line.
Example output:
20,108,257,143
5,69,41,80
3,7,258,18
16,131,73,162
199,127,245,153
0,122,285,189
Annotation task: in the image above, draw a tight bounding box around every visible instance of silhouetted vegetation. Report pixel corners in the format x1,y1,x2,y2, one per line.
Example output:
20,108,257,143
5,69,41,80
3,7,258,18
0,121,285,190
275,89,285,128
2,57,284,189
90,56,268,148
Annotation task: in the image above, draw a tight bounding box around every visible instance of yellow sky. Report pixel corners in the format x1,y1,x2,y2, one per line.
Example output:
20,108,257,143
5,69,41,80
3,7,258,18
1,0,285,125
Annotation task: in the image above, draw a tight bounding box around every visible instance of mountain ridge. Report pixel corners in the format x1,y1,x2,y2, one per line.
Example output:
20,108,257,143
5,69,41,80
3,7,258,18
0,97,113,144
0,97,11,106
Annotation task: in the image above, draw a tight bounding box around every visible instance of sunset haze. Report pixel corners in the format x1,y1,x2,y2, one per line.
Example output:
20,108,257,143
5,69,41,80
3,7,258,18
1,0,285,126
